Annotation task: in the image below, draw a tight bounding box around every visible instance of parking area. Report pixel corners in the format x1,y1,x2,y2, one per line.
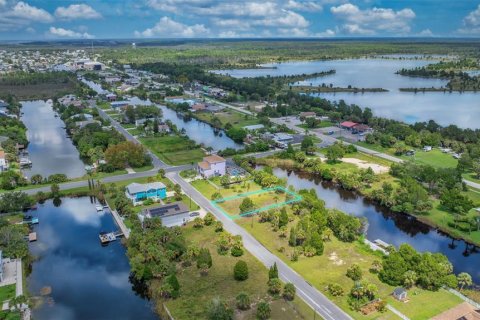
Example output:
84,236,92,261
316,126,366,143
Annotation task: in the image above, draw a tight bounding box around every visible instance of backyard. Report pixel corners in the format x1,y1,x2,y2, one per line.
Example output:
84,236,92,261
194,110,260,130
140,135,205,165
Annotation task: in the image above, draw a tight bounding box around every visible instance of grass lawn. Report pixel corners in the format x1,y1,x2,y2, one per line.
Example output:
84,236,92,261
0,311,21,320
164,223,313,320
399,149,458,169
298,120,334,129
191,179,262,201
140,135,205,165
351,152,394,167
0,284,16,302
195,110,259,129
133,165,154,172
386,288,462,320
121,123,137,129
215,188,299,218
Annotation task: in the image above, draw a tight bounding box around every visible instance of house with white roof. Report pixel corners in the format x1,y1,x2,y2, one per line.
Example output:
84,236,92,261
125,182,167,205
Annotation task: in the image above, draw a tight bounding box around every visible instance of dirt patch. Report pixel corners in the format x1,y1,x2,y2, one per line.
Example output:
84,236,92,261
342,158,389,174
328,252,344,266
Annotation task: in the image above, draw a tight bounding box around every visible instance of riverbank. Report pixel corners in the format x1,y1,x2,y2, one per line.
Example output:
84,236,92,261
293,86,389,93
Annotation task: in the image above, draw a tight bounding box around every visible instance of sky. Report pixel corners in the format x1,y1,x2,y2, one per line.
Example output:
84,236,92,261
0,0,479,40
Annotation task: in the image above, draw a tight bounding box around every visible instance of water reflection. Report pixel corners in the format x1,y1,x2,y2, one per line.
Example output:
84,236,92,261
27,198,157,320
21,100,86,178
272,167,480,282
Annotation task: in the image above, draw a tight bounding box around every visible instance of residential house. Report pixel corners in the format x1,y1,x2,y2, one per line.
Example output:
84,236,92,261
191,103,206,112
352,124,371,134
392,287,407,301
0,150,8,172
141,201,190,227
243,124,265,131
197,154,226,178
0,101,9,113
158,123,170,133
106,93,117,101
125,182,167,205
110,101,130,110
423,146,432,152
75,120,101,129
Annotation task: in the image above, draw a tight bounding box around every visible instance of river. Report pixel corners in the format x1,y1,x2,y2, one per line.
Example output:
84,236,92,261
271,167,480,283
20,100,86,179
212,58,480,129
27,197,158,320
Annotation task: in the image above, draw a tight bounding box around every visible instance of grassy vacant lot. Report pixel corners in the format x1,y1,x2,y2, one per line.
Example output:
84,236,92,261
216,188,294,218
0,81,76,100
140,135,205,165
164,223,313,320
298,120,334,129
399,149,458,169
195,110,260,129
0,311,21,320
191,179,262,201
386,289,462,320
236,216,461,320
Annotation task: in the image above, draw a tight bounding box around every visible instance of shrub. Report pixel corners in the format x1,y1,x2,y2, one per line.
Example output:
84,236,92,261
193,217,204,228
268,263,278,280
231,246,244,257
166,274,180,298
256,301,271,320
268,278,282,295
197,248,212,269
142,198,154,205
327,283,344,296
207,298,233,320
346,264,362,281
235,292,250,310
204,212,215,226
283,283,296,301
47,173,68,183
214,221,223,232
234,260,249,281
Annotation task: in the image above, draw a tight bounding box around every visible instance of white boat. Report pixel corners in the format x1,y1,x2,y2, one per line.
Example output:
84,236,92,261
95,205,104,212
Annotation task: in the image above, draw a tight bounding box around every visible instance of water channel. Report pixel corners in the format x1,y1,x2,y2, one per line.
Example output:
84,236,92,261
213,58,480,129
20,100,86,179
271,167,480,283
27,197,157,320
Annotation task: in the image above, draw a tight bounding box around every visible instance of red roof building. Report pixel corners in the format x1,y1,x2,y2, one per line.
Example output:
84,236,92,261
340,121,358,129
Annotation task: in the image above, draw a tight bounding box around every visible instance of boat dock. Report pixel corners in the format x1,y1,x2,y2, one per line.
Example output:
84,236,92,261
99,230,124,244
28,232,37,242
109,208,130,239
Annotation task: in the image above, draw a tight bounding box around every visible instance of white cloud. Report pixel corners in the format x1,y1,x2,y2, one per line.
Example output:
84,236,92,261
457,5,480,35
55,4,102,20
48,26,95,39
418,29,433,37
134,16,210,38
146,1,312,37
285,0,322,12
0,1,53,31
331,3,415,35
0,0,6,6
25,27,35,34
315,29,336,37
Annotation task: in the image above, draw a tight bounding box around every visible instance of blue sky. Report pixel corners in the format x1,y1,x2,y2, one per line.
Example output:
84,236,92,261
0,0,479,40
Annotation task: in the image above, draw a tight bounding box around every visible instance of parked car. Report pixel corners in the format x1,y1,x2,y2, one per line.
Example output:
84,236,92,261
189,212,200,217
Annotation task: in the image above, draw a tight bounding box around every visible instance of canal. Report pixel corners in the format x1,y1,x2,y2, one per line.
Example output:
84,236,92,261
27,197,157,320
21,100,86,179
271,167,480,283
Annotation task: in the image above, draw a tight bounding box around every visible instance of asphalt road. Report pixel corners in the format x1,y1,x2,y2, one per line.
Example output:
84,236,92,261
168,171,353,320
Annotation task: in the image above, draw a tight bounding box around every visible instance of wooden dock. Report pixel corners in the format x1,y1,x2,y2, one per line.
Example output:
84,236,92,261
110,209,130,239
28,232,37,242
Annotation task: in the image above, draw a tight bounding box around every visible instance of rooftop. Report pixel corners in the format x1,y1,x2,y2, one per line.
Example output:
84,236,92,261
126,182,166,194
144,201,189,218
204,154,226,163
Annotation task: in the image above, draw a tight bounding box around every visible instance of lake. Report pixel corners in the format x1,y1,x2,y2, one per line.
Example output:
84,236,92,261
213,58,480,129
271,167,480,283
21,100,86,179
27,197,158,320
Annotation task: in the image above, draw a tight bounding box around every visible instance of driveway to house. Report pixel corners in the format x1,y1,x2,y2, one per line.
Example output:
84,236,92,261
168,171,353,320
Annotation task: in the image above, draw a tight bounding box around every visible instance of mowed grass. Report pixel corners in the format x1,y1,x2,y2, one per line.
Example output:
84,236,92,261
236,215,461,320
0,284,16,302
386,288,462,320
140,135,205,165
399,149,458,169
164,223,313,320
195,110,259,129
217,190,290,217
191,179,262,201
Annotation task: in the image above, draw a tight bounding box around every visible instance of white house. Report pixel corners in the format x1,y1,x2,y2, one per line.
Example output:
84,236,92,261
197,155,226,178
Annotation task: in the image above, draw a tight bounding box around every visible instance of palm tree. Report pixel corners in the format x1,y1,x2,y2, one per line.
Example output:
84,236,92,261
457,272,473,290
403,270,418,288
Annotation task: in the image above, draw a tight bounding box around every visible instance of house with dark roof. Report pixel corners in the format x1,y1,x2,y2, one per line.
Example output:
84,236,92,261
392,287,407,301
125,182,167,205
142,201,190,227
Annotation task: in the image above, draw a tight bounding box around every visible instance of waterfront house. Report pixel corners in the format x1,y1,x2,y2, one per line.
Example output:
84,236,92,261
110,101,130,110
125,182,167,205
141,201,190,227
191,103,206,112
299,111,316,118
352,124,371,134
197,154,226,178
243,124,265,131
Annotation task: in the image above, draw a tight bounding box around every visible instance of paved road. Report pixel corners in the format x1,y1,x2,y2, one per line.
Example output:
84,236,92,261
22,164,192,195
95,104,168,168
168,172,352,320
